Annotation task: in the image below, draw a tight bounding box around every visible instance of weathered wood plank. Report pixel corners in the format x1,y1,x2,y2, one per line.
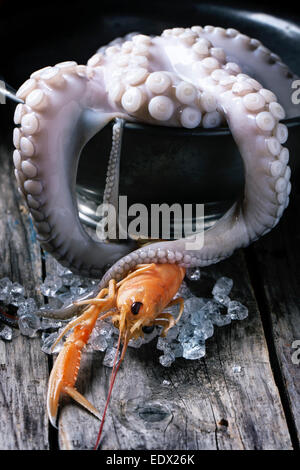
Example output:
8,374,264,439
250,185,300,444
55,250,292,450
0,146,49,450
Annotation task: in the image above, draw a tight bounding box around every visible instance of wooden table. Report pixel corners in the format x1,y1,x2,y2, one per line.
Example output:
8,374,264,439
0,145,299,450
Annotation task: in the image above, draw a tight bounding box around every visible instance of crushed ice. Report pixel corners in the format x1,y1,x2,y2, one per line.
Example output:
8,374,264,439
0,264,248,367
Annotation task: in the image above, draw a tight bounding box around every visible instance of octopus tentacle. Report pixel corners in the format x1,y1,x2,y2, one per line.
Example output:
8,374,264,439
97,29,292,289
13,26,293,295
102,118,124,213
14,62,136,277
192,25,298,117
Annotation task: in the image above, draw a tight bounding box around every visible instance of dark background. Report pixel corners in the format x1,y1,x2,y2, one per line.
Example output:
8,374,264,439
1,0,299,83
0,0,299,205
0,0,299,97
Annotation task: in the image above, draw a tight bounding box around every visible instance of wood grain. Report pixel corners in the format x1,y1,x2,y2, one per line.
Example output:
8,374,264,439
0,144,298,450
57,252,292,450
249,183,300,444
0,146,49,449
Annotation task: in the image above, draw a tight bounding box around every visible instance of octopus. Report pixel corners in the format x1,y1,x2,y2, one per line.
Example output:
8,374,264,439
12,25,297,320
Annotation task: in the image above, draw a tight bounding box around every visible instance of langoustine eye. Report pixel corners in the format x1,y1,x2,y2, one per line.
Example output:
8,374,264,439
131,301,143,315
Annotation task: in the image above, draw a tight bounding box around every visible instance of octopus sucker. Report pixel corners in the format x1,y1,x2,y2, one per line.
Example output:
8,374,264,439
202,110,223,128
180,107,202,128
13,150,22,170
145,71,172,94
19,136,35,157
40,66,65,87
175,81,197,105
27,194,41,210
121,86,145,113
16,78,37,99
25,89,47,110
87,53,103,67
13,128,21,148
148,95,174,121
266,137,281,156
243,92,266,112
20,113,39,135
14,103,25,124
274,123,288,144
21,160,38,179
12,25,297,289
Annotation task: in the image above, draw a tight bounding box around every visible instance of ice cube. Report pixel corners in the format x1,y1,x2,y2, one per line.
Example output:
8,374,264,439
97,321,114,339
182,338,206,360
55,292,74,304
55,262,85,288
40,317,64,331
165,324,179,342
174,280,193,300
178,323,195,343
10,294,26,307
0,324,13,341
17,298,37,316
157,336,171,352
69,275,83,288
90,334,108,352
70,286,90,297
56,263,72,277
106,335,118,349
128,337,144,348
183,297,208,323
159,351,175,367
205,301,232,327
228,301,248,320
210,311,232,327
38,299,64,314
0,277,13,304
212,277,233,297
103,347,120,367
189,306,209,327
41,332,62,354
169,341,183,358
18,313,41,337
40,275,63,297
213,293,231,307
0,277,12,293
11,282,25,296
0,293,12,304
186,267,201,281
4,282,26,308
56,265,74,286
193,320,214,340
162,380,171,386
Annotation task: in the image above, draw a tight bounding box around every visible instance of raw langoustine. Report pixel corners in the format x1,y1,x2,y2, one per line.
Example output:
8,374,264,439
47,263,185,448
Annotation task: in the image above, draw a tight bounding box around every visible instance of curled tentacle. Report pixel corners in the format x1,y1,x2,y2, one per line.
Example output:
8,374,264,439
94,30,292,290
13,27,293,288
197,26,298,117
14,63,136,278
